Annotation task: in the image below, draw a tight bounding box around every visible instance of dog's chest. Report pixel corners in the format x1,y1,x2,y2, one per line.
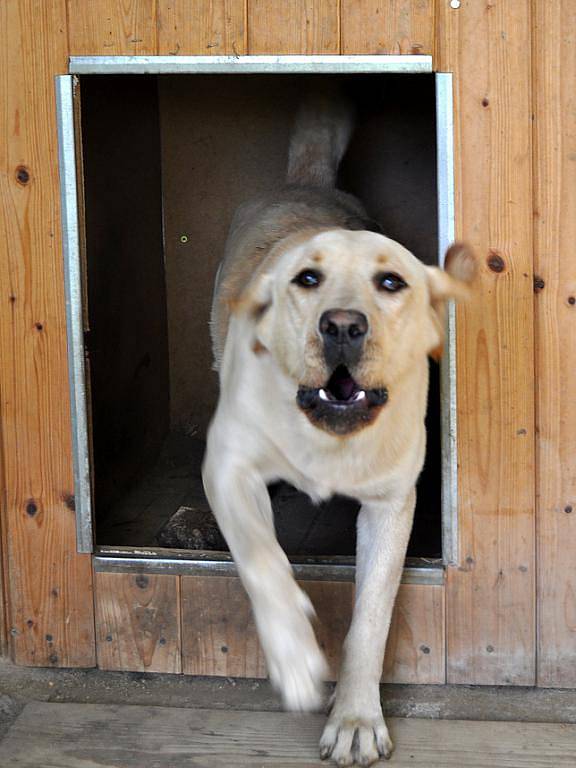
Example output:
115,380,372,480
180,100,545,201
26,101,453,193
267,431,405,503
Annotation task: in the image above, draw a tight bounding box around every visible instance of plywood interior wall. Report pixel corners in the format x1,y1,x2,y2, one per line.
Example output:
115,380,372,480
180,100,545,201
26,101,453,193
81,76,169,517
0,0,572,689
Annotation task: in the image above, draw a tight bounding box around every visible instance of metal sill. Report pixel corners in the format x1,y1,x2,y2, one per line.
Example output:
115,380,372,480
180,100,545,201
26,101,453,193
94,545,444,585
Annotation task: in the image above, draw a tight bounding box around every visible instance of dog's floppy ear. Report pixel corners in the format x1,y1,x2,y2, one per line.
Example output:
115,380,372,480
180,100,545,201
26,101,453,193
426,242,477,360
427,242,477,302
229,270,274,322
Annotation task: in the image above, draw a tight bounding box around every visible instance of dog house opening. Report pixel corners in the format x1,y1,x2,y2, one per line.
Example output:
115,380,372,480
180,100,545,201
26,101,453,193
76,70,446,561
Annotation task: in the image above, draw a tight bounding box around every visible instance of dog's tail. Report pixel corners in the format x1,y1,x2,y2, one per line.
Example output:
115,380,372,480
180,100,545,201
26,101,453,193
286,82,354,188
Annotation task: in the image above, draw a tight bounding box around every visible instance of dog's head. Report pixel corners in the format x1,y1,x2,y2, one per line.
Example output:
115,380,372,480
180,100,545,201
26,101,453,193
234,230,476,435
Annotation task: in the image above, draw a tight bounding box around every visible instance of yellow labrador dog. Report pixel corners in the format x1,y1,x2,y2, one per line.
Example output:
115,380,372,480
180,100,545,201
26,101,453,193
203,87,475,766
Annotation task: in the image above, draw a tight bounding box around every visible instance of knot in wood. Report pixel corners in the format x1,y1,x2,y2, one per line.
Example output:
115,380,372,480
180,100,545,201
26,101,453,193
15,165,30,185
487,252,505,273
135,575,149,589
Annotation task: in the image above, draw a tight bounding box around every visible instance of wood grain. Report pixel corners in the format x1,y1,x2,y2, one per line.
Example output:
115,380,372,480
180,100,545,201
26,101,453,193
383,583,445,684
436,0,536,684
67,0,158,55
95,572,181,672
158,0,246,55
341,0,435,55
0,435,7,658
5,703,576,767
181,576,444,684
0,0,96,667
181,575,267,677
533,0,576,688
247,0,339,54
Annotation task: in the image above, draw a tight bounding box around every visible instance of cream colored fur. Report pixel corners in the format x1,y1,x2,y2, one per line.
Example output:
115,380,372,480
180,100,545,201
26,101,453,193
203,93,476,767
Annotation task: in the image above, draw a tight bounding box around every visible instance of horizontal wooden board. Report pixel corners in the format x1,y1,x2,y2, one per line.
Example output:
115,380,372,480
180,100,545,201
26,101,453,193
182,576,444,684
4,703,576,766
95,572,181,673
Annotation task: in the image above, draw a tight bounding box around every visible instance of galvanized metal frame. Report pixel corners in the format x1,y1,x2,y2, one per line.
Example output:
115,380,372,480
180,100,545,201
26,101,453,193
56,74,93,554
95,546,444,585
69,54,432,75
58,55,456,577
435,73,458,565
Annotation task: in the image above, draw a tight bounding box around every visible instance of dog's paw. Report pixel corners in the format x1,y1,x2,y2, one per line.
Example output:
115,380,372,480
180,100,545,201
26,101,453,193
266,619,328,711
319,712,393,767
256,587,328,712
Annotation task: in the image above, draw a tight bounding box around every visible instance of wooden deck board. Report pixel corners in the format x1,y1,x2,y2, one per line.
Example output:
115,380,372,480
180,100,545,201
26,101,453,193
1,703,575,767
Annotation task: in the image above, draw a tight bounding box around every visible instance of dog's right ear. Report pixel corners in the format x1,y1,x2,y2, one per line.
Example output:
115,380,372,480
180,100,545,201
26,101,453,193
426,242,477,360
229,271,274,323
427,242,478,303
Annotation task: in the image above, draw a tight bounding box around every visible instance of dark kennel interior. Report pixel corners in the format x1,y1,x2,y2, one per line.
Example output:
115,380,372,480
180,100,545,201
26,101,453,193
79,72,442,559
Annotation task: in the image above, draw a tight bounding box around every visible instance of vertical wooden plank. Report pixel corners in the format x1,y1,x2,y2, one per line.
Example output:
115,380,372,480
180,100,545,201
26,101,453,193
67,0,158,55
158,1,246,55
247,1,339,54
181,576,444,684
383,584,445,684
0,439,8,658
0,1,96,666
436,0,536,684
533,1,576,688
303,581,355,679
182,576,267,677
95,572,181,673
341,0,435,55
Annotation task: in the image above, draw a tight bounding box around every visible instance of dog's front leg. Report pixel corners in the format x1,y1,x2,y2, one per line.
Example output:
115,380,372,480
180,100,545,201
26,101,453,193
202,454,327,711
320,491,416,766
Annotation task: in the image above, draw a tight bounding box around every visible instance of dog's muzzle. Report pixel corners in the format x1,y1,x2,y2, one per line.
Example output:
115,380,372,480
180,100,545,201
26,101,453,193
296,363,388,436
296,309,388,435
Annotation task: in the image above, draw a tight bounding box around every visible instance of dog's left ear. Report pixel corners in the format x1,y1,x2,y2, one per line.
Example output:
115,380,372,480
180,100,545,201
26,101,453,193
426,242,477,360
230,270,274,322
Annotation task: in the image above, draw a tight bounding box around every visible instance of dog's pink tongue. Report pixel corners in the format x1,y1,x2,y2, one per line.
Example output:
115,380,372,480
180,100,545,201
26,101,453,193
339,377,356,400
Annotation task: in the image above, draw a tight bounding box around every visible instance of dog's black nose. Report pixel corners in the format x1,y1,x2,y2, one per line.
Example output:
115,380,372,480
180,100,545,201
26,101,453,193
319,309,368,368
319,309,368,343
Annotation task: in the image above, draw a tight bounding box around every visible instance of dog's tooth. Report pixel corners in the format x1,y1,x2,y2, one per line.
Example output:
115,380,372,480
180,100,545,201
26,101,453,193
353,390,366,402
319,389,330,402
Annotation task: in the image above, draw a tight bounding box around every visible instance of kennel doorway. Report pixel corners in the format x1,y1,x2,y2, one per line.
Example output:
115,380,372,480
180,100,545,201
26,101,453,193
58,55,454,679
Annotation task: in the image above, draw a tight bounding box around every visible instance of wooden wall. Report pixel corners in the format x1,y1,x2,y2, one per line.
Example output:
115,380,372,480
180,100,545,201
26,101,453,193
533,0,576,688
94,573,445,684
0,0,572,689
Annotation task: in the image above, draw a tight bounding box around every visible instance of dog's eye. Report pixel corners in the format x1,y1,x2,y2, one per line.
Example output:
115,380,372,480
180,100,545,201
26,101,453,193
292,269,323,289
375,272,408,293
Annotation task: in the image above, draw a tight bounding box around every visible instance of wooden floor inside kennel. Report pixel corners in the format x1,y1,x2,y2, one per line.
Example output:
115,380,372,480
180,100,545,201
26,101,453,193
1,0,574,695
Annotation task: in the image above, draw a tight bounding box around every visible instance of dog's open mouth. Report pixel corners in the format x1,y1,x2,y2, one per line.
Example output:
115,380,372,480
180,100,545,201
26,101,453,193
297,365,388,412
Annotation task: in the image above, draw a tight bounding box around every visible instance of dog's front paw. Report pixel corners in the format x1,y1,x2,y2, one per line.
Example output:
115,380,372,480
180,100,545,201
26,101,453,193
257,588,328,712
319,710,393,767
